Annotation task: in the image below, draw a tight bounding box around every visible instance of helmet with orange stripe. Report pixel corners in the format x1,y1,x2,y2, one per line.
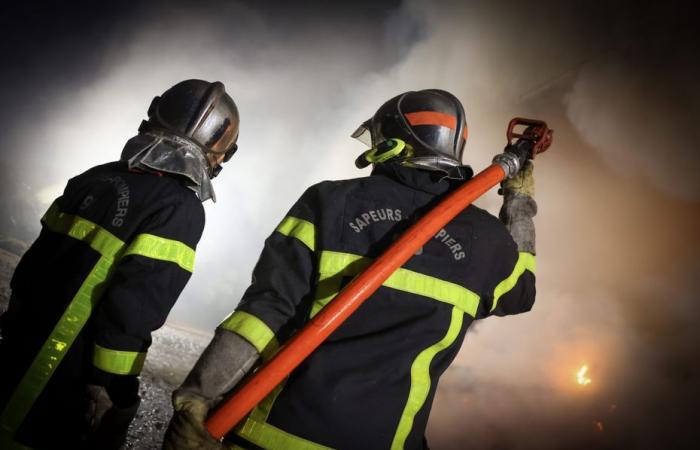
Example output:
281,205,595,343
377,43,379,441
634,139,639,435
353,89,468,178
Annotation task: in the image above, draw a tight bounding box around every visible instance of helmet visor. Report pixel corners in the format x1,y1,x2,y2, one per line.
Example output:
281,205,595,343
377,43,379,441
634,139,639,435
223,143,238,162
351,119,373,147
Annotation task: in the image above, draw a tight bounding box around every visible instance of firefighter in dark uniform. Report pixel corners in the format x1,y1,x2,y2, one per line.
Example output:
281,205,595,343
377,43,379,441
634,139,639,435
0,79,241,450
163,89,538,450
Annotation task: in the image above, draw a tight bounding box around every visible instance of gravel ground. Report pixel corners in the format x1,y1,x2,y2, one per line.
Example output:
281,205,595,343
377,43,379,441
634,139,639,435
126,324,212,449
126,371,174,450
0,248,19,313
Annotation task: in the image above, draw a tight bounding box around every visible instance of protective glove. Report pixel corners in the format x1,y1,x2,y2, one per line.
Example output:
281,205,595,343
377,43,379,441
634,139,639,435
84,384,114,433
499,161,537,254
163,329,260,449
501,160,534,197
84,384,140,450
162,392,226,450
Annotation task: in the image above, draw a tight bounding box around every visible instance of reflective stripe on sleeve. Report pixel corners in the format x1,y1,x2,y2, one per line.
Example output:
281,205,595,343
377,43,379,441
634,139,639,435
219,310,279,358
490,251,536,312
92,344,147,376
275,216,316,252
391,306,464,450
310,251,480,318
124,233,196,272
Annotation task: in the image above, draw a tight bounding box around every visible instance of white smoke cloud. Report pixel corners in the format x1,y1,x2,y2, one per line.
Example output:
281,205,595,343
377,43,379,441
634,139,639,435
565,58,700,199
19,0,580,327
3,1,698,448
11,2,406,327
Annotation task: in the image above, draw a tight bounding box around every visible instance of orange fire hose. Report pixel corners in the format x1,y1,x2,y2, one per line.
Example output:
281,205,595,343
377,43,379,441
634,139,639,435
205,118,552,439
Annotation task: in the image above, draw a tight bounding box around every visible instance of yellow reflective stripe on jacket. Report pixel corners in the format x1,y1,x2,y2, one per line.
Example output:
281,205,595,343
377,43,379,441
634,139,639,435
0,203,126,442
311,251,480,318
235,416,334,450
0,255,118,443
219,312,289,427
219,310,279,358
0,201,196,444
92,344,147,376
391,306,464,450
248,381,286,424
490,252,536,312
0,431,31,450
275,216,316,251
42,200,125,258
124,233,196,272
309,274,344,318
317,250,367,277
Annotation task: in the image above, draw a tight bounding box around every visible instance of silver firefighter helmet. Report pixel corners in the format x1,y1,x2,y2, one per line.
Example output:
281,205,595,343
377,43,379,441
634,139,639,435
140,79,240,178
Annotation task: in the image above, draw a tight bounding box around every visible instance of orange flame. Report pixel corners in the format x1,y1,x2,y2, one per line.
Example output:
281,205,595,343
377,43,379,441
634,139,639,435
576,365,592,386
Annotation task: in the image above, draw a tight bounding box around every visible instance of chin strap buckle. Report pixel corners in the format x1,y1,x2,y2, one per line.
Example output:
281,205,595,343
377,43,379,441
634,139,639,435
355,139,406,168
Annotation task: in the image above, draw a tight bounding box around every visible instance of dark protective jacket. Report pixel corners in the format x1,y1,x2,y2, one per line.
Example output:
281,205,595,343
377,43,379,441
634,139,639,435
219,164,536,450
0,161,204,449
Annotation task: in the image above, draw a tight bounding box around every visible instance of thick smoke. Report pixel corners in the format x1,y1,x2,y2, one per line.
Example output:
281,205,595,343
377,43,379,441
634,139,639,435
1,1,698,448
565,20,700,199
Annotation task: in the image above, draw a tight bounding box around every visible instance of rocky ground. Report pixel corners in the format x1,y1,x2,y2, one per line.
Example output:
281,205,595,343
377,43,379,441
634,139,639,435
0,244,212,450
126,324,211,449
0,248,19,311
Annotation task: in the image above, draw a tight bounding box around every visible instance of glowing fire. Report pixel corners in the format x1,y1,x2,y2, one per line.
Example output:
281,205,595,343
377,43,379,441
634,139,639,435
576,365,592,386
594,420,604,433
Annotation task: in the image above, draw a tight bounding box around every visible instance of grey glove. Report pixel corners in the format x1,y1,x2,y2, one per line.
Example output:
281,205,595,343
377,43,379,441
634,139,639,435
84,384,113,433
502,159,534,198
84,384,140,450
500,160,537,254
162,392,225,450
177,329,260,407
163,329,260,449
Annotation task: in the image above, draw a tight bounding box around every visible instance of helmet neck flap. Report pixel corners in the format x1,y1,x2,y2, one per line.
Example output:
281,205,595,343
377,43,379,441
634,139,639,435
121,130,217,203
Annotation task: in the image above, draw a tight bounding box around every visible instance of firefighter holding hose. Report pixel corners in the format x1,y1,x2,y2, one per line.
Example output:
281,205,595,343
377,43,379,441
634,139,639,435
164,89,537,450
0,79,240,449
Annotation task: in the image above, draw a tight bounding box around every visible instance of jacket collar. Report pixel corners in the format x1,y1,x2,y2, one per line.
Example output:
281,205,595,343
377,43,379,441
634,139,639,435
370,162,472,196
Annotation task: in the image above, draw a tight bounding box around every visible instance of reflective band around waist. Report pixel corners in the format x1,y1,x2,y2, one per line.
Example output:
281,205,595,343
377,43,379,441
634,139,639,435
490,251,536,312
275,216,316,252
235,416,334,450
92,344,147,376
314,250,480,317
124,233,196,272
219,310,279,358
391,306,464,449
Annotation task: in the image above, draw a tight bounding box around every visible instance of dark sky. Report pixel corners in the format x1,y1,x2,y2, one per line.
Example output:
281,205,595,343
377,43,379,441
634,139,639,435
1,1,699,449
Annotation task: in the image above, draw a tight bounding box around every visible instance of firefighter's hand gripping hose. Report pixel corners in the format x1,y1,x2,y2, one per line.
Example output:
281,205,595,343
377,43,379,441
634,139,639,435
499,159,537,254
163,392,227,450
204,118,553,440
